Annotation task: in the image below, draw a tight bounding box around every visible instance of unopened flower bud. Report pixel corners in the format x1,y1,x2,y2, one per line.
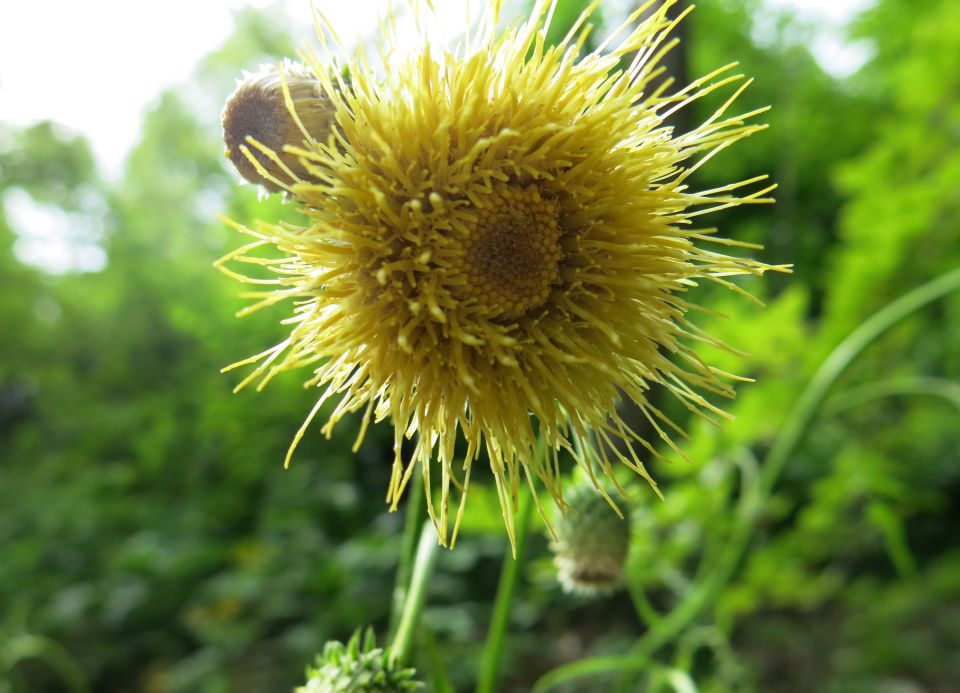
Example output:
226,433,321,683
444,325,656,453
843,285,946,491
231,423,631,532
221,62,334,192
552,484,631,595
297,629,423,693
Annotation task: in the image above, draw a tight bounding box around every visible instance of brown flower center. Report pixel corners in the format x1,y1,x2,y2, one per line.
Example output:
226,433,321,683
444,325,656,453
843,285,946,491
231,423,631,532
453,183,563,320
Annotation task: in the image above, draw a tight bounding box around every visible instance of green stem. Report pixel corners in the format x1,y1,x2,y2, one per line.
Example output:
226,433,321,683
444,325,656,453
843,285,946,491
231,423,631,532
626,580,662,629
533,654,651,692
422,627,457,693
757,268,960,500
533,267,960,691
389,521,438,666
825,375,960,414
389,478,425,639
2,634,89,693
476,487,536,693
631,267,960,658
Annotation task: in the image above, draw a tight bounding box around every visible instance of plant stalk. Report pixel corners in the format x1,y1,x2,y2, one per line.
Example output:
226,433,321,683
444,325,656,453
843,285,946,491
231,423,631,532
476,487,536,693
389,477,426,639
533,267,960,691
390,520,439,666
631,267,960,660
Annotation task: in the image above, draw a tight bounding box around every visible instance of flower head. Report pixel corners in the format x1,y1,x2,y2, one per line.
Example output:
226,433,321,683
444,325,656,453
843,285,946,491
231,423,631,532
219,0,784,548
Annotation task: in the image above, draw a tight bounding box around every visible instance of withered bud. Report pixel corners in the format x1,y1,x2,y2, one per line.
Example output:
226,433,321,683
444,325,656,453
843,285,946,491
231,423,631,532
221,62,334,192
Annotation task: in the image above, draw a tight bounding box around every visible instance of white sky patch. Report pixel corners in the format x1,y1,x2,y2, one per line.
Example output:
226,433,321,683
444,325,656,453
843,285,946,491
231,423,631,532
0,0,301,176
0,0,478,177
1,0,873,274
4,188,108,274
757,0,875,77
1,0,874,177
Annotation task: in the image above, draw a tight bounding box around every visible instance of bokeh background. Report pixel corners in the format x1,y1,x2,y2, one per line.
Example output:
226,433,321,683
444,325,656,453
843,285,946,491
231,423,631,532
1,0,958,691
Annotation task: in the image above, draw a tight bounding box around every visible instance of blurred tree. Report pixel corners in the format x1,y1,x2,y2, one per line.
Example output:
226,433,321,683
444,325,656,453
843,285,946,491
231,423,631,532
667,0,960,690
0,10,399,693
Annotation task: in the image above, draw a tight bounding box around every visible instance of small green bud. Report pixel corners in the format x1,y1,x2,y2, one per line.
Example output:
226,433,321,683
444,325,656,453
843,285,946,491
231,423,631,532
551,484,631,595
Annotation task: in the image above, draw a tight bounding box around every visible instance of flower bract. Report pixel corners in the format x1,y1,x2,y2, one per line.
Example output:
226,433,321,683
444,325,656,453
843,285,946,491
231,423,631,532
551,483,632,595
297,629,422,693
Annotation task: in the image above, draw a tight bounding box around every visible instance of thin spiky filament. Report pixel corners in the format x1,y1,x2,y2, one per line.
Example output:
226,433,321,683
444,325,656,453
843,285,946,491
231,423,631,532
218,0,788,550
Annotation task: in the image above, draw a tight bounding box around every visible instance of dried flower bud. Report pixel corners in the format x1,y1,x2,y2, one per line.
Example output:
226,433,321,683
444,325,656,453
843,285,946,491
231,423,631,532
296,629,423,693
221,62,334,192
552,484,631,595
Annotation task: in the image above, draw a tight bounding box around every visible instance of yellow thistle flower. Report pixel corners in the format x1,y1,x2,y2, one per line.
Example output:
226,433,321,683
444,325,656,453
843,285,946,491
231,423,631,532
218,0,785,549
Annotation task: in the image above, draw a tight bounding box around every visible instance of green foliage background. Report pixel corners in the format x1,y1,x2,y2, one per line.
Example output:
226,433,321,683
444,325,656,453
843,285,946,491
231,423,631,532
1,0,958,690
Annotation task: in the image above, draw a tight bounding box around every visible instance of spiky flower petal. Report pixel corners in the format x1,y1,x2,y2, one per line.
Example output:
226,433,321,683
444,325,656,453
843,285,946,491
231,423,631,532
219,0,785,547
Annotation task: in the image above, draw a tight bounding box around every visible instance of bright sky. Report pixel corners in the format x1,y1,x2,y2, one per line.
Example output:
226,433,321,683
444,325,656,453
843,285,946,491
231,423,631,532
2,0,318,174
1,0,873,273
0,0,874,175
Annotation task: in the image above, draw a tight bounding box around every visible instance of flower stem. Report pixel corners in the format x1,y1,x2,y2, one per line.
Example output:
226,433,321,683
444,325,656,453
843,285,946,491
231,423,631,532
389,477,425,639
2,634,89,693
422,626,457,693
532,266,960,692
626,580,662,629
389,520,438,666
824,375,960,415
476,487,536,693
628,266,960,662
